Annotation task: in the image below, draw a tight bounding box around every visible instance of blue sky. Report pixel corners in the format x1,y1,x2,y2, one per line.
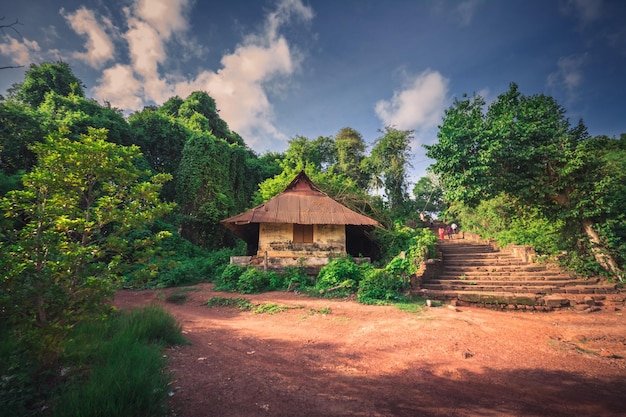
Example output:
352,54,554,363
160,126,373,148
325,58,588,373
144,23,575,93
1,0,625,183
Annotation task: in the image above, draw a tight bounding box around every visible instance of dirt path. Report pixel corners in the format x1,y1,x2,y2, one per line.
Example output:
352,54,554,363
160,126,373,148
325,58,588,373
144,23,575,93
113,284,626,417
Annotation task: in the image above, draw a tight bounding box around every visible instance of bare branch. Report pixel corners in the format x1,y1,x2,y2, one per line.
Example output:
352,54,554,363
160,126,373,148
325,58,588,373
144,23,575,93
0,17,25,69
0,16,24,40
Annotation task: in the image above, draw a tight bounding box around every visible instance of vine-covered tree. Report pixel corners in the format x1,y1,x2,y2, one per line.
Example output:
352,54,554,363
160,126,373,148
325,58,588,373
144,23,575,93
334,127,368,189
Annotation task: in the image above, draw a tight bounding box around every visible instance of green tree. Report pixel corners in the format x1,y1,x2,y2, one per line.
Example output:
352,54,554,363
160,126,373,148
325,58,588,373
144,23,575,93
412,174,445,216
9,61,85,108
38,92,133,145
334,127,368,189
177,91,240,144
0,99,44,175
424,93,488,206
426,83,624,277
128,107,190,200
176,132,254,248
368,126,413,211
0,127,174,362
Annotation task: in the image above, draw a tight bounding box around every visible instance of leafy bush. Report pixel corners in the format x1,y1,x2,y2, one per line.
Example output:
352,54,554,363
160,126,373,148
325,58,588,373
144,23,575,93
280,266,311,290
236,268,272,294
357,268,404,304
315,257,364,296
215,264,245,291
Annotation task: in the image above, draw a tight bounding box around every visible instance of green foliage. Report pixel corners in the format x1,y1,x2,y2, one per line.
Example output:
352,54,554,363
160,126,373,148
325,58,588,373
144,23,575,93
0,100,43,174
151,245,244,289
281,265,311,290
357,268,403,304
216,264,246,291
334,127,368,189
253,303,297,314
315,257,364,296
0,306,184,417
426,82,626,277
53,306,185,417
236,267,273,294
0,128,174,364
412,175,446,216
128,108,190,200
368,126,414,211
206,296,253,310
10,61,85,108
373,222,436,267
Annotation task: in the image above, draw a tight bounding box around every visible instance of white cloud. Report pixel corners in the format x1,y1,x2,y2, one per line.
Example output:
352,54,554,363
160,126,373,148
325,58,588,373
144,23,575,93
90,0,313,150
0,36,41,66
92,64,144,110
135,0,192,38
547,53,587,102
62,7,115,68
375,69,450,132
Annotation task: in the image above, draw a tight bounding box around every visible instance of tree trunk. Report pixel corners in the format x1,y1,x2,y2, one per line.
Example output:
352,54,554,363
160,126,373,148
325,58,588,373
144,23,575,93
581,219,621,275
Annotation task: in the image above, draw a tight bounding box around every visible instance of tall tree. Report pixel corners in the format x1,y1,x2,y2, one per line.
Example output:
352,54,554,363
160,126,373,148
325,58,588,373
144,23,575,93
128,108,190,200
334,127,368,189
9,61,85,108
368,126,413,211
424,93,488,206
426,83,624,276
412,174,445,215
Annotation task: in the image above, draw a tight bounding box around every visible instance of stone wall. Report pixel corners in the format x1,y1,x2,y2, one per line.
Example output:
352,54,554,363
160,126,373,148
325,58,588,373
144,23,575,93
257,223,346,258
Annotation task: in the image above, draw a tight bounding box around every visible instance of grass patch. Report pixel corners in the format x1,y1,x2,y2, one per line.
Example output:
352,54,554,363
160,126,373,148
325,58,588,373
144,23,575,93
53,305,186,417
253,303,300,315
206,296,253,310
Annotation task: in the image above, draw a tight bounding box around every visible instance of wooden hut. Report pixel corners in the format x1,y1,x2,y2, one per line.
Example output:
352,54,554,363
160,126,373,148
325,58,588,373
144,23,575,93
221,171,380,269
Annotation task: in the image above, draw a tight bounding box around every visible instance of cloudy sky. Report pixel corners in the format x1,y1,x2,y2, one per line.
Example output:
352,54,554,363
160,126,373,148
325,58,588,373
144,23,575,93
1,0,625,182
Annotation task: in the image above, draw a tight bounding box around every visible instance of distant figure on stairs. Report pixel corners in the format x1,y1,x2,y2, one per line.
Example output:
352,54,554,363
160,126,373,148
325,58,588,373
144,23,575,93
451,223,458,234
446,225,452,239
438,226,445,239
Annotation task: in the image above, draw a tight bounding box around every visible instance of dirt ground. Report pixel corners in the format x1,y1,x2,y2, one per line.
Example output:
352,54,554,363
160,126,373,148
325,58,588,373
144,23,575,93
112,284,626,417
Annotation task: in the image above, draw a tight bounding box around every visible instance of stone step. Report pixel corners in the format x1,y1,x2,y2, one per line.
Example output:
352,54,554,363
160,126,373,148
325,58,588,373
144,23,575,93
425,278,594,287
438,271,575,280
442,259,532,267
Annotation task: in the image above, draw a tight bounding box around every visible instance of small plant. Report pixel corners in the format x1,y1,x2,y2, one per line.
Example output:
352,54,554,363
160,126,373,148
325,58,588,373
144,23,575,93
206,296,253,310
253,303,298,315
316,306,332,315
460,274,467,280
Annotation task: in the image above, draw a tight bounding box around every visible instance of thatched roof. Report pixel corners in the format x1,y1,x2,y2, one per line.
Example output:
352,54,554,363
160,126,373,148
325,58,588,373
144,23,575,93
221,171,380,238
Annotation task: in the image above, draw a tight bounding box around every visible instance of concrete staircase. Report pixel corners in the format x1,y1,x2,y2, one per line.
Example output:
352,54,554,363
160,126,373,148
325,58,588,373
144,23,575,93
419,232,622,311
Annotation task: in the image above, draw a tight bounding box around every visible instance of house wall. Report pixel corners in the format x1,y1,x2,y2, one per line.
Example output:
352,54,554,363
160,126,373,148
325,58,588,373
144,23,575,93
257,223,346,258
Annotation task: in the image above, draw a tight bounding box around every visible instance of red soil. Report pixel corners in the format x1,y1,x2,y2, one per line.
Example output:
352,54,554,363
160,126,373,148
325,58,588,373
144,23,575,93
112,284,626,417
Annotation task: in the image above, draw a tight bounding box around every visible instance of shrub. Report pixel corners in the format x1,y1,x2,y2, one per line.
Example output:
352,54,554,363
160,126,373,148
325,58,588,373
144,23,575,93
236,268,271,294
315,257,364,296
357,268,404,304
215,264,245,291
280,266,311,291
